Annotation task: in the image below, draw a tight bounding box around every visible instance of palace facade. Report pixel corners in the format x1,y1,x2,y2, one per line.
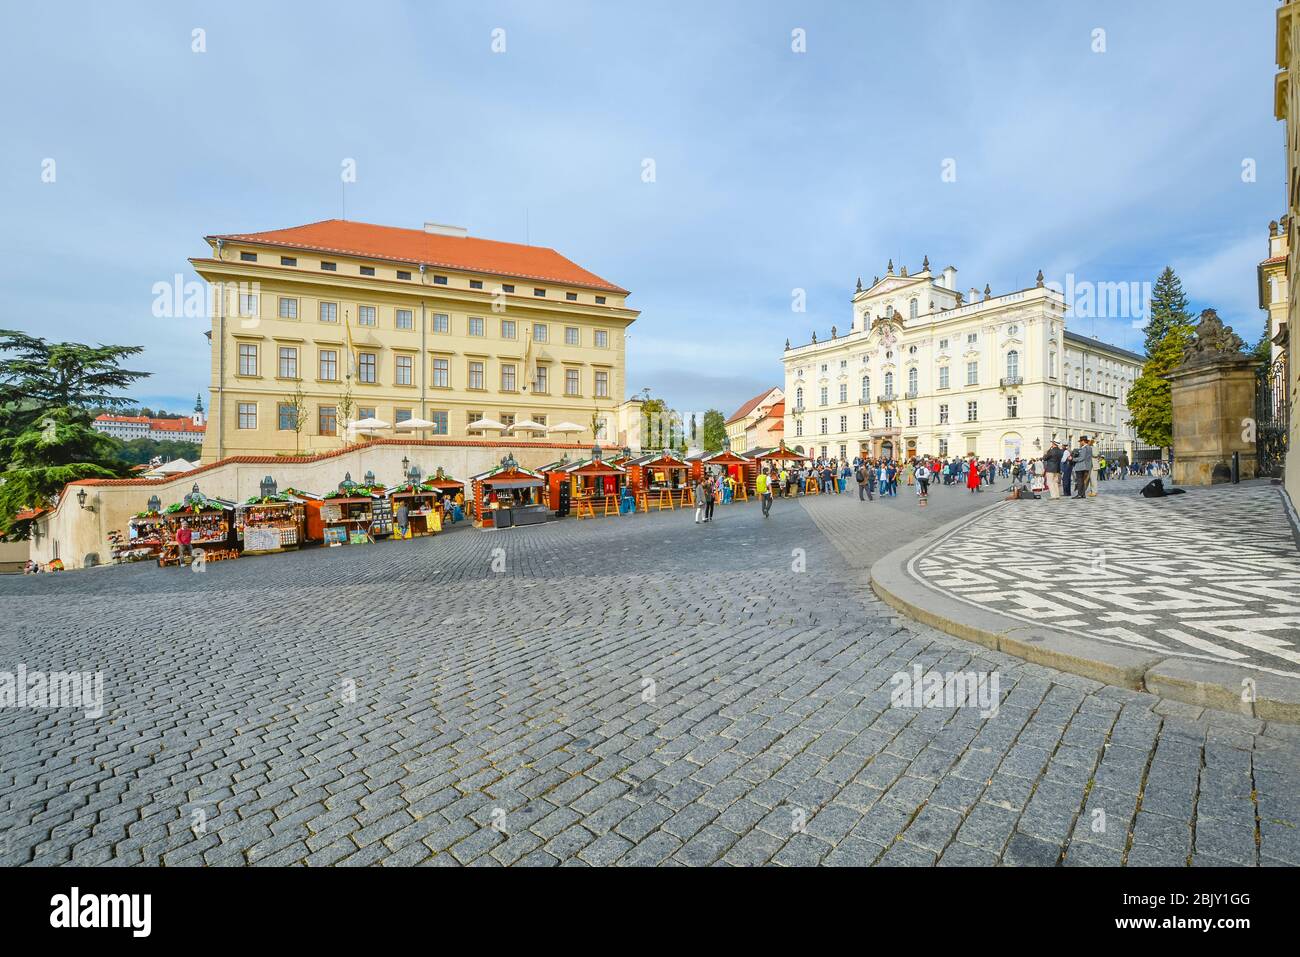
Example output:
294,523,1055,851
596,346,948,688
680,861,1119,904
781,260,1143,462
192,219,640,459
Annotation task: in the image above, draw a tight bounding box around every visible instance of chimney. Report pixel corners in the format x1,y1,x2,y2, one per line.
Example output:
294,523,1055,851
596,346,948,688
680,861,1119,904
424,222,468,238
942,265,957,290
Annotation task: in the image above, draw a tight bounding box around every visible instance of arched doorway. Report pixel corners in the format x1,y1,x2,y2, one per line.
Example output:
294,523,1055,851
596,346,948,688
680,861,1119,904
881,440,894,460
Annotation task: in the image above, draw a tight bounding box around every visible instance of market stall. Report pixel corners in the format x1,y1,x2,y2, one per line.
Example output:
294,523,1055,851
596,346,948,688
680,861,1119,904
548,456,630,518
626,451,691,510
235,490,307,554
385,481,445,538
320,475,391,545
470,457,548,529
423,468,466,524
696,449,756,502
121,508,168,562
157,485,239,567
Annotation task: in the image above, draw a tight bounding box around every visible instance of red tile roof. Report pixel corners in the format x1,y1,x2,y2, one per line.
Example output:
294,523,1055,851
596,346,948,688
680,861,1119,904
208,219,628,293
727,387,781,424
149,418,205,434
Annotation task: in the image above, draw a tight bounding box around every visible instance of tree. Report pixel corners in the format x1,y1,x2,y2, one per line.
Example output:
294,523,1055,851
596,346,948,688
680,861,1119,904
0,332,147,537
701,409,727,452
336,376,355,446
1126,270,1195,450
283,380,308,454
112,437,205,467
641,397,667,449
1141,267,1193,355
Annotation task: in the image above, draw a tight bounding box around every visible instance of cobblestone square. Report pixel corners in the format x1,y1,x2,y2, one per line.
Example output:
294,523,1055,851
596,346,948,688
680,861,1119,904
3,488,1298,866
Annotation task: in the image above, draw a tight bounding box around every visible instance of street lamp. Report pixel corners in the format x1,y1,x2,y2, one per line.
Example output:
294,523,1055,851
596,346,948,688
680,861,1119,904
401,456,410,480
76,488,95,512
147,495,161,513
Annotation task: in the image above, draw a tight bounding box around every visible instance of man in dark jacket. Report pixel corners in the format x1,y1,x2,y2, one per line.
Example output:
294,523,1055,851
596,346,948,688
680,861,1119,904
1041,440,1063,499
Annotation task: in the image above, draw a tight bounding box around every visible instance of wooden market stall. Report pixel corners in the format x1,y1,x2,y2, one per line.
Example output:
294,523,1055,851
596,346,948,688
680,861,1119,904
385,481,445,538
547,457,630,518
121,508,168,563
320,476,391,545
697,449,757,501
470,458,549,529
235,491,308,555
157,485,239,567
626,452,692,510
750,443,811,497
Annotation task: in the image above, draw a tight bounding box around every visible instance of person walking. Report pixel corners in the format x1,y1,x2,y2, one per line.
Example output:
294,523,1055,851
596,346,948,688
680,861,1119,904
1060,439,1074,498
915,461,931,500
1042,440,1063,499
758,468,773,518
175,520,194,567
395,502,410,539
966,455,981,494
1072,437,1094,499
704,476,716,522
693,478,706,523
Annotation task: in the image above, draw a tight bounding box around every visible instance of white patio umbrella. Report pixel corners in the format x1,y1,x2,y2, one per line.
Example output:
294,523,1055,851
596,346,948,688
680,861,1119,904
546,421,585,435
394,417,436,430
466,417,507,431
509,419,547,434
350,416,390,431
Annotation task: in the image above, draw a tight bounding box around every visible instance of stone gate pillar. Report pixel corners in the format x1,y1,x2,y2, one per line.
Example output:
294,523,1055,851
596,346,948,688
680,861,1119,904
1168,309,1258,486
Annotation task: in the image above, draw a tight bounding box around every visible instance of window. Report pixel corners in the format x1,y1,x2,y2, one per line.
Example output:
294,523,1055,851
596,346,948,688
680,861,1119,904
430,411,448,435
884,410,893,428
565,327,580,346
1007,396,1018,418
565,368,580,396
596,295,607,305
939,338,949,350
839,415,847,432
534,365,549,393
240,293,258,317
468,361,485,390
277,403,297,431
908,407,917,427
469,279,483,290
238,402,257,429
433,313,449,334
938,439,948,457
500,413,516,429
966,361,978,386
395,409,412,424
358,352,376,384
360,266,375,277
501,319,517,339
278,297,298,319
862,412,870,429
501,284,515,294
796,420,804,437
466,410,484,434
908,368,918,393
278,346,298,379
861,375,870,400
967,333,977,345
396,309,413,330
1090,401,1097,423
884,372,894,395
395,354,413,385
280,255,297,266
240,251,257,262
468,317,484,337
595,369,609,398
967,401,978,422
319,350,338,381
501,363,517,391
358,305,376,326
320,301,338,323
358,407,376,421
534,324,548,343
320,261,337,271
909,298,918,320
566,292,578,302
1050,392,1058,417
819,417,828,434
432,357,449,388
319,406,337,435
1049,351,1058,377
795,386,804,408
839,383,848,403
433,275,447,285
396,270,411,281
820,386,828,406
939,403,949,424
1006,350,1020,380
938,366,950,389
238,343,258,376
533,288,546,297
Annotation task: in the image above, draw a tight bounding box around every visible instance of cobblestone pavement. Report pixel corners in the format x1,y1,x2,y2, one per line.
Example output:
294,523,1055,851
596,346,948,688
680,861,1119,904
2,488,1298,867
906,481,1300,679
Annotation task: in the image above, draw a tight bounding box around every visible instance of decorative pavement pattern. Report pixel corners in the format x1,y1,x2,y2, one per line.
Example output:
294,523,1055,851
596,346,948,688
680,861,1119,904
909,484,1300,680
2,487,1298,867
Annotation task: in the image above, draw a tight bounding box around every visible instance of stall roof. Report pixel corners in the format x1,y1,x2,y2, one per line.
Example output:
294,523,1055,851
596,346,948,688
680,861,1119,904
558,458,627,476
628,452,689,469
703,450,753,465
750,445,809,461
485,478,545,489
470,464,546,483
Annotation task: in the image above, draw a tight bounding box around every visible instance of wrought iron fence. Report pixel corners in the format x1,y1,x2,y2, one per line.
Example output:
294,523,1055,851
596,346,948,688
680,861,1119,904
1256,354,1290,478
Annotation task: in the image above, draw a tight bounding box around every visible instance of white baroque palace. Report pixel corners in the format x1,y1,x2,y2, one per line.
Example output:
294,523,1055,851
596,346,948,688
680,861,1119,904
782,260,1143,462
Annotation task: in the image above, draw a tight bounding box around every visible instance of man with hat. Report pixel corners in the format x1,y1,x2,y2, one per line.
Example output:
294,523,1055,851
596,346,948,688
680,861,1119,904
1041,438,1063,499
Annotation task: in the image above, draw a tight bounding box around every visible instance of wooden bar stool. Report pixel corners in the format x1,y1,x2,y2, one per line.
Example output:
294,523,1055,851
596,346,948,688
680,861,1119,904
576,496,596,519
603,495,618,516
636,490,649,513
654,488,673,510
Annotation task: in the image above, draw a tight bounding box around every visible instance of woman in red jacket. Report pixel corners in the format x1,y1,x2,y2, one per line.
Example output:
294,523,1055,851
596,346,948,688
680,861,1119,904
966,457,981,493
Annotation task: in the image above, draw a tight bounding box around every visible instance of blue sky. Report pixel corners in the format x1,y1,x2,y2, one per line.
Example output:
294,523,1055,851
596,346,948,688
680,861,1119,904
0,0,1284,419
